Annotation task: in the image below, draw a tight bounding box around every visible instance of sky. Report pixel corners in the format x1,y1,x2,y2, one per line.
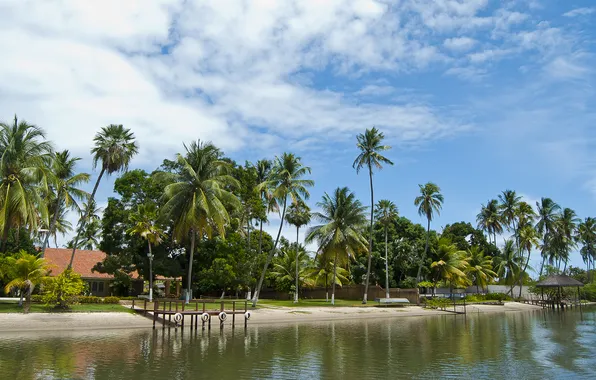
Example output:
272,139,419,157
1,0,595,276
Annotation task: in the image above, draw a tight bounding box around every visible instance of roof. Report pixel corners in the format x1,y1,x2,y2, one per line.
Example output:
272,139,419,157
44,248,114,279
535,275,584,288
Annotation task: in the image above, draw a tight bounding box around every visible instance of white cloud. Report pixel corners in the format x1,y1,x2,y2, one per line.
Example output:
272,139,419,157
443,37,477,52
563,7,595,18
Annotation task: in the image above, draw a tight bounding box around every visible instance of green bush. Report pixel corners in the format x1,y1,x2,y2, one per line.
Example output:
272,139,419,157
425,298,451,309
103,296,120,304
43,269,86,309
30,294,43,303
77,296,103,304
581,283,596,301
484,293,511,302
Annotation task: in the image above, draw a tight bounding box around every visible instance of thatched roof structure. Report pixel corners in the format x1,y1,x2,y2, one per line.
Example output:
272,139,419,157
535,275,584,288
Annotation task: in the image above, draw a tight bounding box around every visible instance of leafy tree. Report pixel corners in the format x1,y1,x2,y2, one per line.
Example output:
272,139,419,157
253,153,313,306
477,199,502,245
285,200,311,303
3,251,49,312
375,199,398,298
42,268,85,309
0,116,52,251
269,241,313,294
353,127,393,304
306,187,368,305
429,237,470,292
70,124,138,267
441,221,499,257
161,140,240,303
309,253,349,302
578,217,596,282
414,182,443,283
466,247,496,293
535,197,560,276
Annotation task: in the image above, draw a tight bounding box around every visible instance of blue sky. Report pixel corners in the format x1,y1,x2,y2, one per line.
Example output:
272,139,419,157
1,0,595,274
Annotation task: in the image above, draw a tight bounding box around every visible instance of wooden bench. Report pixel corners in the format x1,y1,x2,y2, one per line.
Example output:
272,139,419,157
375,298,410,306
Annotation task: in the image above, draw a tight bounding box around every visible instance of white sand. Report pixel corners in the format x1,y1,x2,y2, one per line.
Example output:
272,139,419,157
0,312,153,332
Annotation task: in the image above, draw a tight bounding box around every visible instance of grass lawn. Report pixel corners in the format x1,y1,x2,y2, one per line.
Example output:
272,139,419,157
0,302,134,314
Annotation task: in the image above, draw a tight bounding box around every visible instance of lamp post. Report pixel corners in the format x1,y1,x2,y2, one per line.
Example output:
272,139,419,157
148,250,153,302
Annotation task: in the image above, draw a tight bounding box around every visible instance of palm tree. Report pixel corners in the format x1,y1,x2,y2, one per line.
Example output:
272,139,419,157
516,224,539,297
555,208,580,272
498,190,521,234
535,198,561,276
0,116,53,251
270,243,313,294
285,200,311,303
3,251,49,313
48,204,73,248
42,150,90,256
375,199,398,298
466,247,497,294
578,217,596,282
353,127,393,304
414,182,444,283
306,187,368,305
309,254,350,302
477,199,503,245
495,240,522,296
127,203,165,302
69,124,138,267
161,140,240,303
430,237,470,292
252,153,313,306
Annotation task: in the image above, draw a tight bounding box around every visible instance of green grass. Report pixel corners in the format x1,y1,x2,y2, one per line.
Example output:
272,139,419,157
0,303,134,314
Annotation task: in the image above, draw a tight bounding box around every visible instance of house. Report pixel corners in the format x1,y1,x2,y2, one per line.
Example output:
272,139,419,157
43,248,143,296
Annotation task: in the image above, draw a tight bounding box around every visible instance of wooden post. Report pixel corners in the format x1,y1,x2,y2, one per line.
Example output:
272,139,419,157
232,301,236,328
202,302,206,330
181,302,185,329
195,302,199,330
169,301,172,324
132,299,135,310
153,300,158,329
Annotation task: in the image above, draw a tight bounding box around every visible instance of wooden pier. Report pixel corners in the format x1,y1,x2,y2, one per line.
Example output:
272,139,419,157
130,299,251,329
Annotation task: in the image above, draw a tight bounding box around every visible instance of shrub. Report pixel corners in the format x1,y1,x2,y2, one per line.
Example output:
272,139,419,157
581,283,596,302
30,294,43,303
43,269,86,309
103,296,120,304
425,298,451,309
77,296,102,304
484,293,511,302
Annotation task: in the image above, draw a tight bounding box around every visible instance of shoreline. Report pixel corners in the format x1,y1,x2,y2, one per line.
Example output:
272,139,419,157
0,302,548,333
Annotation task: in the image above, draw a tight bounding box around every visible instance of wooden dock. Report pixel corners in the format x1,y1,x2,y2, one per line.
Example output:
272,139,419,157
130,299,250,329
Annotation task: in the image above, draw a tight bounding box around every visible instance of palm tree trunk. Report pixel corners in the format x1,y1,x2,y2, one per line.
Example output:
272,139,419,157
363,165,374,304
294,225,299,303
186,229,196,304
41,189,63,257
539,255,546,277
68,167,105,268
385,226,389,299
332,251,338,306
253,198,288,307
417,219,431,283
518,249,532,299
148,241,153,303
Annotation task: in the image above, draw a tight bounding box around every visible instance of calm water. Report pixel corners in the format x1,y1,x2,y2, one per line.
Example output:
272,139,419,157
1,307,595,379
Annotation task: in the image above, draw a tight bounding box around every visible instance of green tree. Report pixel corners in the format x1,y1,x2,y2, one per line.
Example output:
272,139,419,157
535,197,560,276
494,240,522,296
285,200,311,303
353,127,393,304
42,268,85,309
3,251,49,312
270,242,313,294
516,224,539,297
498,190,522,236
42,150,90,256
430,237,470,292
414,182,444,283
309,254,350,302
306,187,368,305
161,140,240,303
253,153,313,306
465,247,496,293
578,217,596,282
0,116,52,251
127,203,164,302
69,124,138,267
553,207,580,272
477,199,503,245
375,199,398,298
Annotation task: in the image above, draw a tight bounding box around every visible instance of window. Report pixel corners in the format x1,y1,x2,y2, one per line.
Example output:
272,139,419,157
91,282,98,292
98,282,104,293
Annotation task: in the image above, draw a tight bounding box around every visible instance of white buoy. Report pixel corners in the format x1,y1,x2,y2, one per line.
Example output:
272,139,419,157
218,311,227,321
201,312,210,322
173,313,182,323
244,311,251,320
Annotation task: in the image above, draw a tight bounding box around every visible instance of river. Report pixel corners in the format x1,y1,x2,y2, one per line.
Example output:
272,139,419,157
1,306,594,379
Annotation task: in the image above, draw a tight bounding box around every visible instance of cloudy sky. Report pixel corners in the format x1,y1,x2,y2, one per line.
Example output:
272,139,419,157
1,0,595,273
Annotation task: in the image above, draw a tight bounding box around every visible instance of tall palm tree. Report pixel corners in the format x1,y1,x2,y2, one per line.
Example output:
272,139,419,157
466,247,497,294
516,224,539,297
578,217,596,282
375,199,398,298
414,182,444,283
353,127,393,304
41,150,90,256
535,198,561,276
161,140,240,303
495,240,522,296
69,124,138,267
3,251,49,313
477,199,503,245
430,237,470,292
306,187,368,305
49,204,72,248
498,190,521,234
252,153,313,306
285,200,311,303
555,208,580,272
128,203,165,302
0,116,53,251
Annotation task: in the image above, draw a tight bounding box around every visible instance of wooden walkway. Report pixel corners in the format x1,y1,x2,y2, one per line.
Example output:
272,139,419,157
130,299,250,329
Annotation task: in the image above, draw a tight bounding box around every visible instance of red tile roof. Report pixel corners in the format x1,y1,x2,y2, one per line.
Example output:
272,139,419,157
44,248,114,279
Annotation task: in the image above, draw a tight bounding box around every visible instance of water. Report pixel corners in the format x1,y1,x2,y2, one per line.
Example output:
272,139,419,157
1,307,595,379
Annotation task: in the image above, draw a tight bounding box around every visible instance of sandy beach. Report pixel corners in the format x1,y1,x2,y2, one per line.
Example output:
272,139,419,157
0,302,545,332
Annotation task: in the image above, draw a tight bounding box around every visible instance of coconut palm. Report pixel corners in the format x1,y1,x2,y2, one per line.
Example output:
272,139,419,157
466,247,497,294
3,251,49,313
49,204,72,248
516,224,539,297
353,127,393,304
69,124,138,267
0,116,53,251
578,217,596,282
535,198,561,276
430,237,470,292
285,200,311,303
375,199,398,298
555,208,580,272
127,203,165,302
306,187,368,305
494,240,522,296
41,150,90,256
498,190,521,234
309,254,350,302
252,153,313,306
161,140,240,303
414,182,444,283
477,199,503,245
270,243,313,294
